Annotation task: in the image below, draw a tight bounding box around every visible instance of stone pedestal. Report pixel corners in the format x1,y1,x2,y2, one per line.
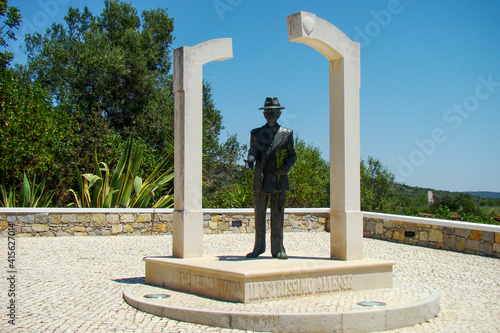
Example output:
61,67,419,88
145,254,394,303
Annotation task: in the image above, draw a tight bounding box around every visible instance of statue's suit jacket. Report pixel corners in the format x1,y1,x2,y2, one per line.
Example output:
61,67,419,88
248,124,297,193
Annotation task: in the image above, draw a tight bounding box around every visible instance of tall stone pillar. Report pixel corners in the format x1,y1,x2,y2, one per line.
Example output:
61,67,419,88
287,12,363,260
173,38,233,258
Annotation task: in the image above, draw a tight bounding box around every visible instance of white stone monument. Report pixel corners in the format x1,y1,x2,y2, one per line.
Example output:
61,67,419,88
129,13,439,332
428,191,435,205
145,14,394,304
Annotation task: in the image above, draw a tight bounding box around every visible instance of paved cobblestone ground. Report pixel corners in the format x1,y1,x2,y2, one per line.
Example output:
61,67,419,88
1,233,499,332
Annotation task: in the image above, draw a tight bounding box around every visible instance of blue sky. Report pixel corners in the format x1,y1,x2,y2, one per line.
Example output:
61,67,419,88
6,0,500,192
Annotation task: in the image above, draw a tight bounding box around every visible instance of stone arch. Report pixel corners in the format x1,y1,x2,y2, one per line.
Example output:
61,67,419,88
288,12,362,260
172,13,363,261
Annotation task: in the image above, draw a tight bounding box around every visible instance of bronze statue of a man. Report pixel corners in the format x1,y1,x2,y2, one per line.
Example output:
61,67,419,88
245,97,297,259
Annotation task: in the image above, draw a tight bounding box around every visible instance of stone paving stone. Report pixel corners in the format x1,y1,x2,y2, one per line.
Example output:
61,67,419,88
0,233,499,332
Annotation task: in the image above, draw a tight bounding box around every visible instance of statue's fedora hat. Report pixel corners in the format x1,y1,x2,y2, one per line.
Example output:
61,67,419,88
259,97,285,110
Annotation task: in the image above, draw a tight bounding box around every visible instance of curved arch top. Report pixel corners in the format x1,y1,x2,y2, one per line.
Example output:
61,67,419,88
187,38,233,65
287,11,359,62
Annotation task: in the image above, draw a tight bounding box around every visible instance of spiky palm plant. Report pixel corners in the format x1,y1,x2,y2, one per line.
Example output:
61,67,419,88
68,139,174,208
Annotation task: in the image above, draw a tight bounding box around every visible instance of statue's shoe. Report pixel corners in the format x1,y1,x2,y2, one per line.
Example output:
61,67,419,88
246,250,264,258
272,251,288,260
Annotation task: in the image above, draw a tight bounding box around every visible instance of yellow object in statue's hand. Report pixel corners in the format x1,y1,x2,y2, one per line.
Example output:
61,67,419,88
276,148,287,182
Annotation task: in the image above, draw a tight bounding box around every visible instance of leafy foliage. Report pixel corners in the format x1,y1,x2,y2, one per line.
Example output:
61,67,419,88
21,0,177,189
0,69,75,200
202,82,247,180
222,184,251,208
434,204,452,220
205,138,330,208
25,1,174,136
20,0,242,201
480,197,500,207
68,139,173,208
360,156,401,213
0,173,54,207
287,138,330,208
0,0,21,69
461,210,499,225
432,193,480,215
225,169,254,208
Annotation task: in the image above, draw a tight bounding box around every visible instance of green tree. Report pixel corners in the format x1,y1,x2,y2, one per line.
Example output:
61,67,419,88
204,168,254,208
25,1,174,131
202,82,246,179
23,1,243,188
23,0,176,172
360,156,400,213
431,192,480,216
287,138,330,208
453,193,480,215
203,138,330,209
0,0,21,69
0,69,74,202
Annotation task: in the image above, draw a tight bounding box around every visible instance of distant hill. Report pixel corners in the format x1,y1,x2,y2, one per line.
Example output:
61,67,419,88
466,191,500,199
394,184,500,205
394,183,463,201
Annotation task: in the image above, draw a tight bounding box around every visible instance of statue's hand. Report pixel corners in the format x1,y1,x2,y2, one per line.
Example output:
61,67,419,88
277,164,289,174
245,155,255,170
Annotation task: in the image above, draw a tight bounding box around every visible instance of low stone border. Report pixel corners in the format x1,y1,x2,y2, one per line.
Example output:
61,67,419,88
1,208,499,258
203,208,329,235
123,282,440,332
0,208,329,237
364,212,500,258
0,210,173,237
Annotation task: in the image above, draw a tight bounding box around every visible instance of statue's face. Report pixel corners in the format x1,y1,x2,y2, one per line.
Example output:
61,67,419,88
263,109,281,127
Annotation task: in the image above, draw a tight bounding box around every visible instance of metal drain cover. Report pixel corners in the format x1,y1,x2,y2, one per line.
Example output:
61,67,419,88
356,301,386,307
143,294,170,299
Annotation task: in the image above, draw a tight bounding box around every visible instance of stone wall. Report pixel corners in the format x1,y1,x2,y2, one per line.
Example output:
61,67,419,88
0,211,174,237
363,212,500,258
203,210,329,235
1,209,499,258
0,209,329,238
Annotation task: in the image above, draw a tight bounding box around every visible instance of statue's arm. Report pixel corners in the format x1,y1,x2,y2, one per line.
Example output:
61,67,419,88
285,130,297,168
246,130,257,169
